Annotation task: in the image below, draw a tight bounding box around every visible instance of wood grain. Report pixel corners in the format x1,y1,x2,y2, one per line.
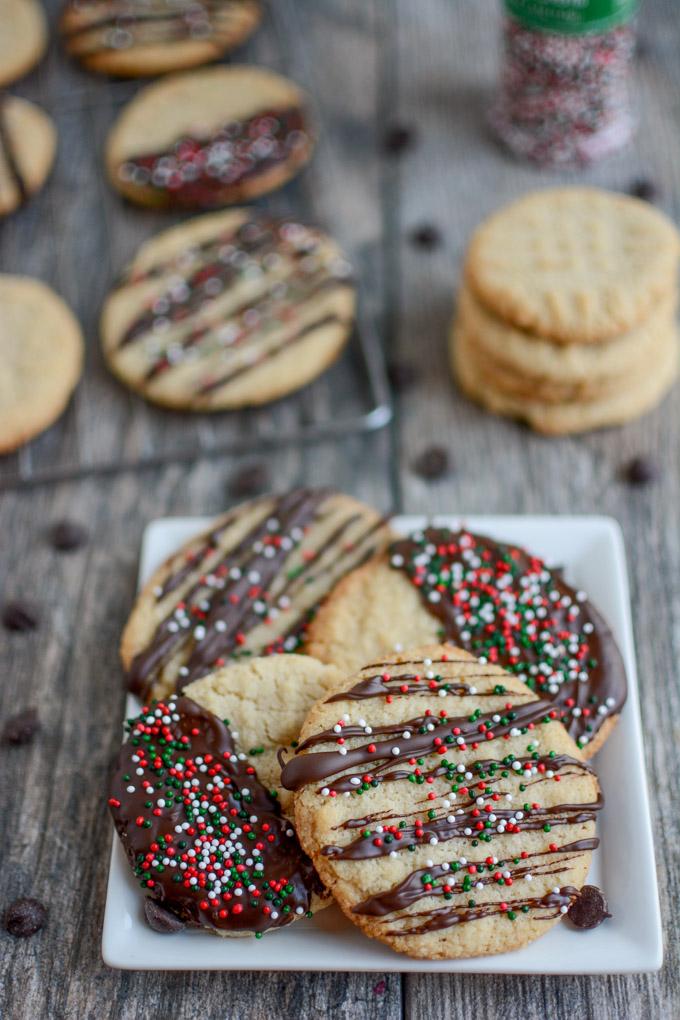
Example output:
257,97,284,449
2,0,680,1017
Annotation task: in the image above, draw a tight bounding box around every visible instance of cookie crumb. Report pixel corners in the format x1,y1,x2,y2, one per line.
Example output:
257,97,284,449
4,898,47,938
2,600,39,632
2,707,40,746
623,455,658,485
412,446,449,480
50,519,88,552
228,463,269,499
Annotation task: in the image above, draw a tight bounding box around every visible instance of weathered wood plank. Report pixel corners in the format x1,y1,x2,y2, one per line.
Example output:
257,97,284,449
0,430,396,1020
392,0,679,1015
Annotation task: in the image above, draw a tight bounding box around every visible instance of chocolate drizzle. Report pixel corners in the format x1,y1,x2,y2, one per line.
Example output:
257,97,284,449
388,528,627,750
62,0,259,60
109,213,354,403
125,489,389,700
0,96,27,208
117,106,310,209
283,697,552,791
108,695,322,935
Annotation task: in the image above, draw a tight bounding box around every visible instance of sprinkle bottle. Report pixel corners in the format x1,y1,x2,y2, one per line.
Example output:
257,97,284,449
490,0,639,167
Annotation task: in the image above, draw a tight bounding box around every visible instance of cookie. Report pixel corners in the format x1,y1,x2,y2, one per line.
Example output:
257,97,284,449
466,188,680,343
454,313,679,406
282,645,603,960
121,488,392,702
106,66,314,210
0,0,47,87
185,654,344,817
305,526,627,757
0,275,84,454
0,95,56,217
454,324,678,435
455,282,678,390
60,0,261,78
108,692,327,938
101,209,355,410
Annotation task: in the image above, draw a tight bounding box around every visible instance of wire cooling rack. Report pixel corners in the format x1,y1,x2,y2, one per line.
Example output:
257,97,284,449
0,7,391,491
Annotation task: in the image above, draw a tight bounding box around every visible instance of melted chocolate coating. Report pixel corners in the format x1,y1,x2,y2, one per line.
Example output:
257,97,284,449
108,695,322,936
388,528,627,749
118,107,309,209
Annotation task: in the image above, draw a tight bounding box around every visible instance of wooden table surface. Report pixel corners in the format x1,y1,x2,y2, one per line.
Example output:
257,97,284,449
2,1,679,1017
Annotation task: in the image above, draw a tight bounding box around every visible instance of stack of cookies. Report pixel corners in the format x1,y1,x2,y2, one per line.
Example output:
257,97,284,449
451,187,680,434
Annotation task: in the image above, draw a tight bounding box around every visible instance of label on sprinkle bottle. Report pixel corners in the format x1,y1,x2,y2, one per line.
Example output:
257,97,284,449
505,0,638,34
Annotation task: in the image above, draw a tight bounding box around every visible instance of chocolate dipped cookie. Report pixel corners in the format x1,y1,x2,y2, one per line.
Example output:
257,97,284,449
106,66,314,209
305,527,627,756
109,692,328,937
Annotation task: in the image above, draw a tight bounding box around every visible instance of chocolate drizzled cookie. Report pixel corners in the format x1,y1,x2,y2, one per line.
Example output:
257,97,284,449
283,645,605,960
121,489,392,702
61,0,261,78
101,209,355,410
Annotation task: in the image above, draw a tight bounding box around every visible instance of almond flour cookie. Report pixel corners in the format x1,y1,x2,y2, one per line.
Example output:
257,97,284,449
0,95,56,217
454,312,679,406
60,0,261,78
305,526,627,757
186,654,343,817
454,282,678,390
282,645,604,960
108,692,327,938
106,66,314,210
101,209,355,410
121,489,392,702
466,188,680,343
454,324,678,435
0,276,84,454
0,0,48,86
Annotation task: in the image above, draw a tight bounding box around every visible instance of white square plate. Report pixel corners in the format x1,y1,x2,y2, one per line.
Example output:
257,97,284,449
103,514,662,972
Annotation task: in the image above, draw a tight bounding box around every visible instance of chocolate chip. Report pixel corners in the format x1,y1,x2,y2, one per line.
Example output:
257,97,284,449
49,519,88,552
387,360,419,392
412,446,449,480
383,124,416,155
2,707,40,746
228,463,269,499
629,178,659,203
623,455,658,486
409,224,442,250
566,885,611,929
144,897,186,934
2,600,39,632
4,898,47,937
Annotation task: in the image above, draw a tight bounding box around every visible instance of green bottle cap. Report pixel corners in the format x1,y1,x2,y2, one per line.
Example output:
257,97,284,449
505,0,638,35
